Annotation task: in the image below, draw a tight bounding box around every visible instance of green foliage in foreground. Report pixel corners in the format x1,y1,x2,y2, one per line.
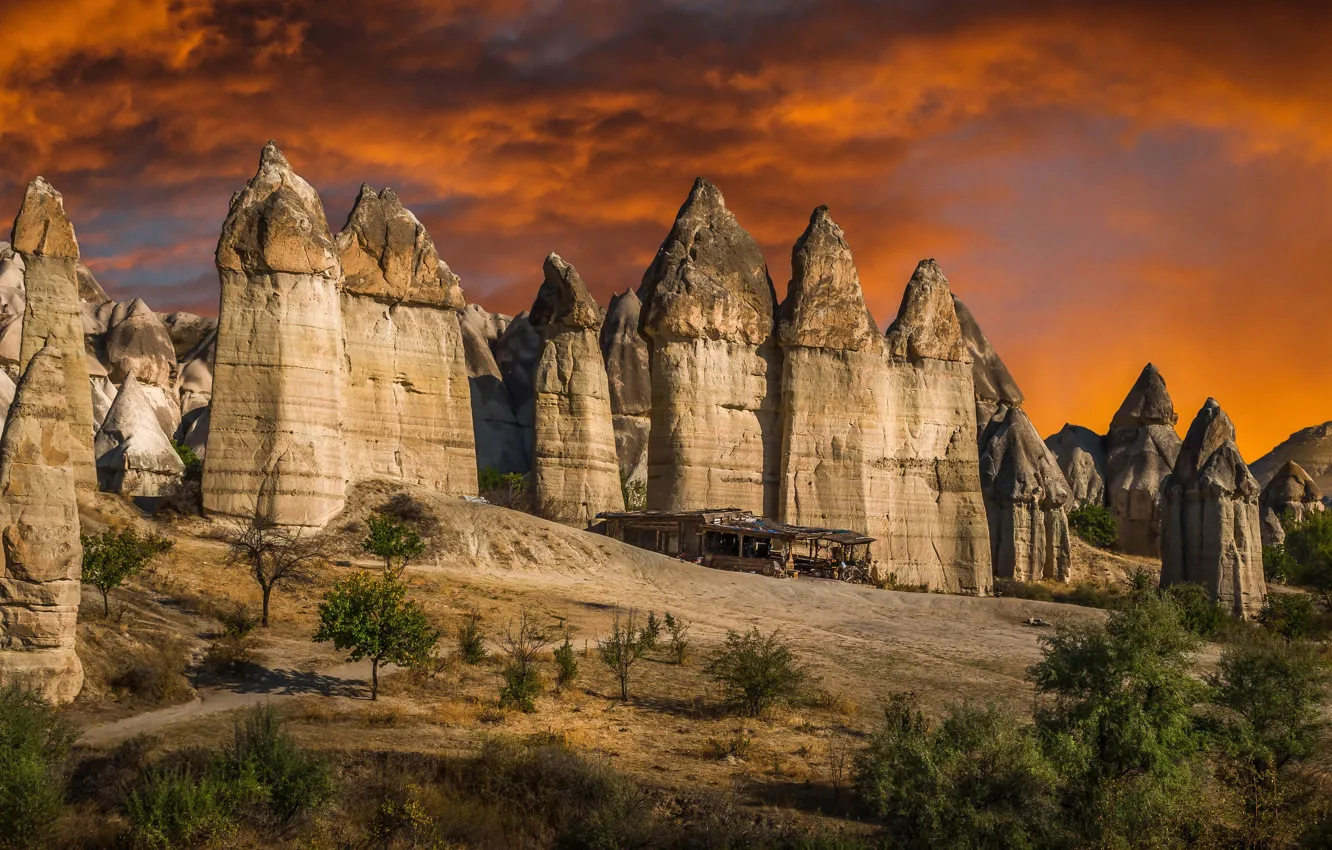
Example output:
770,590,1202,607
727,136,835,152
1280,510,1332,608
0,686,73,850
1068,501,1117,549
705,628,810,718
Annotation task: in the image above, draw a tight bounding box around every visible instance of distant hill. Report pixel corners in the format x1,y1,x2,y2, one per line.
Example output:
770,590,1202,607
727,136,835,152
1250,422,1332,494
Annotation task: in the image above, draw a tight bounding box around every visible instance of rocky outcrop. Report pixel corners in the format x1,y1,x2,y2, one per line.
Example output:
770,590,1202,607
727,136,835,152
1251,422,1332,496
638,178,781,517
1160,399,1265,618
94,374,185,497
162,311,217,359
336,186,476,497
599,289,651,485
1258,460,1324,546
12,178,95,488
202,142,346,526
528,254,623,523
176,330,214,416
459,304,529,473
103,298,176,387
495,312,541,440
1045,424,1107,507
0,246,25,369
1104,364,1182,556
952,296,1022,425
979,406,1072,582
0,346,84,703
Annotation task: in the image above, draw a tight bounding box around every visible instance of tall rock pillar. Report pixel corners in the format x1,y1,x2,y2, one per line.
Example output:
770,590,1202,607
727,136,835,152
599,290,651,487
336,186,477,497
1104,364,1182,556
638,178,781,517
1160,399,1266,618
202,143,346,526
0,347,84,703
529,254,624,524
12,179,95,488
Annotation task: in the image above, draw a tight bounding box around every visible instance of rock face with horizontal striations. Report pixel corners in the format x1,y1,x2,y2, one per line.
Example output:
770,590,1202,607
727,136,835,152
1160,399,1265,618
93,374,185,497
528,254,623,524
1258,460,1323,546
599,289,651,486
458,304,529,474
336,185,476,497
0,347,83,703
1250,422,1332,496
1104,364,1182,556
202,142,346,526
12,178,95,489
1045,424,1108,508
638,178,781,517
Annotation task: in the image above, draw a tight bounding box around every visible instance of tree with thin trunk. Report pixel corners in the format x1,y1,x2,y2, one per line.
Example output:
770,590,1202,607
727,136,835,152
597,609,651,701
497,609,553,711
223,512,324,627
312,570,440,700
80,528,172,615
362,514,425,578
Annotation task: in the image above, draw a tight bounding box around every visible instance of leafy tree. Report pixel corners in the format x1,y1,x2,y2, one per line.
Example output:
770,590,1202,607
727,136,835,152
1163,582,1225,639
663,612,691,664
478,467,527,509
1068,502,1117,549
597,609,651,701
854,693,1063,850
705,627,810,718
0,685,73,850
215,705,334,832
642,610,661,650
553,629,579,688
80,527,173,615
362,514,425,577
497,610,551,712
620,474,646,512
313,571,440,700
1280,510,1332,609
223,513,324,627
1258,593,1320,641
170,439,202,479
1263,543,1296,585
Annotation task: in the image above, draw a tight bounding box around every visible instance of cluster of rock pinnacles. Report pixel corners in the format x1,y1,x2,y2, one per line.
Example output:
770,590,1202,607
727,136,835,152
0,143,1290,702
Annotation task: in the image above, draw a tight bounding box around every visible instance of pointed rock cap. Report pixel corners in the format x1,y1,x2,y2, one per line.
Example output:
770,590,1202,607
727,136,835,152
216,141,338,276
980,406,1072,507
11,177,79,259
600,287,650,417
529,252,604,335
1173,397,1238,483
952,295,1022,405
638,177,776,345
779,206,882,352
336,184,464,309
1110,363,1177,430
884,259,968,363
1199,440,1259,500
1261,459,1323,507
93,373,185,476
601,288,643,352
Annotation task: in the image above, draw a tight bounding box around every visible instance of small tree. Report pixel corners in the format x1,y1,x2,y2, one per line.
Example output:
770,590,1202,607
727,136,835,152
0,685,74,849
313,571,440,700
223,514,324,627
170,439,202,480
705,627,809,717
362,514,425,577
497,610,552,712
642,610,661,650
81,527,172,615
1281,511,1332,609
553,629,579,688
1068,502,1117,549
456,608,487,665
597,610,651,701
663,612,691,664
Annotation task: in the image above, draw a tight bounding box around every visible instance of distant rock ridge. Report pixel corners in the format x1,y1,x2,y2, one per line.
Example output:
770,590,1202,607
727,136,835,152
1251,421,1332,495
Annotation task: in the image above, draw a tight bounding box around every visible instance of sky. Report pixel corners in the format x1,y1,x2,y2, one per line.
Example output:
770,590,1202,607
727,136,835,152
1,0,1328,460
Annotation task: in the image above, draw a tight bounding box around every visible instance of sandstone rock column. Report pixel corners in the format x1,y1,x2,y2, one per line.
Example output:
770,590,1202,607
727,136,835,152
528,254,624,524
202,142,346,527
1104,364,1182,556
599,290,651,486
776,206,893,555
638,178,781,517
1258,460,1323,547
1045,424,1107,507
12,178,95,488
880,261,992,593
336,185,477,497
0,346,84,703
1160,399,1265,618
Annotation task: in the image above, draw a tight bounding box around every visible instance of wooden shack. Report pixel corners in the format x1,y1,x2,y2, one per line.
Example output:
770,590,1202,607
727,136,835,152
597,509,876,583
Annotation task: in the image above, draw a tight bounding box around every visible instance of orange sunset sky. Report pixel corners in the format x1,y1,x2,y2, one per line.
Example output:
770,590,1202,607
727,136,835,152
1,0,1328,459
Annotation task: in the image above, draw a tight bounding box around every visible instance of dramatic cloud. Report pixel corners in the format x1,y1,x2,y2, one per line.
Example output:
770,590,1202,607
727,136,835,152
2,0,1329,458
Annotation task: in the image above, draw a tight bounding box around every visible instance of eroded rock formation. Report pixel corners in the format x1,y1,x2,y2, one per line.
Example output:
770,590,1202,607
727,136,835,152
1251,422,1332,496
1104,364,1182,556
528,254,623,523
979,406,1072,581
1045,424,1107,507
639,178,780,517
103,298,176,387
202,143,346,526
599,289,651,486
0,346,83,703
12,178,95,488
94,374,185,497
1160,399,1265,618
336,185,476,497
1258,460,1324,546
459,304,529,473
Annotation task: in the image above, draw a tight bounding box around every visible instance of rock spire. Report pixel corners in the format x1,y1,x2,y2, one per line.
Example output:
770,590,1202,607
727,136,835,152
1104,364,1182,556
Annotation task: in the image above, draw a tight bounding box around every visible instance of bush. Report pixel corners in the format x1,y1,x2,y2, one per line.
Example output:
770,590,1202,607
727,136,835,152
0,686,73,850
1264,543,1296,585
111,638,193,704
497,611,551,713
597,610,652,701
1258,593,1321,641
125,766,237,850
216,705,334,830
1165,582,1225,639
642,610,662,650
705,628,810,718
554,633,579,688
218,604,259,639
993,579,1054,601
664,612,690,664
478,467,527,509
170,439,202,479
621,475,647,512
456,608,487,665
1280,511,1332,609
1069,502,1117,549
362,513,426,576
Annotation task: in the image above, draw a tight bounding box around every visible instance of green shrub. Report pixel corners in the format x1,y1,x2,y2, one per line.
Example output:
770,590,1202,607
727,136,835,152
1280,511,1332,609
81,527,173,616
1263,543,1296,585
1069,502,1117,549
456,608,487,665
597,610,652,701
0,686,72,850
705,628,810,718
663,612,690,664
478,467,527,509
642,610,662,650
125,766,236,850
993,579,1054,601
1165,582,1225,639
620,475,647,512
553,634,579,688
1258,593,1321,641
204,609,259,674
362,513,426,576
216,706,334,830
496,611,551,713
170,439,201,479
